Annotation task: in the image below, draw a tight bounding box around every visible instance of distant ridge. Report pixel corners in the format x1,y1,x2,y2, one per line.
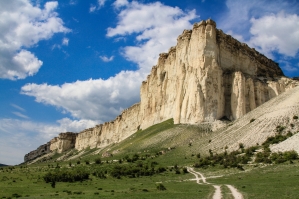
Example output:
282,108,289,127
0,163,8,167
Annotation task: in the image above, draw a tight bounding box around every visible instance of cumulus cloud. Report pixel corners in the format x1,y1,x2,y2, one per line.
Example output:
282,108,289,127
220,0,299,36
108,1,197,72
249,12,299,57
0,0,70,80
100,55,114,62
113,0,129,9
0,118,98,165
21,71,143,122
21,1,197,123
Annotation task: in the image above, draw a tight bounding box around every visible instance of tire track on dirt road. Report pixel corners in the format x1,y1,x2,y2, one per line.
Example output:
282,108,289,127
187,167,243,199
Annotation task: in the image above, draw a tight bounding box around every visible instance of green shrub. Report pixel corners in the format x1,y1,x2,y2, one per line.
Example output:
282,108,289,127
293,115,298,119
43,167,89,183
12,193,22,198
255,151,271,163
239,143,245,149
276,126,286,133
95,158,101,164
196,153,201,158
283,150,298,160
156,183,166,191
182,167,188,173
175,169,181,174
263,134,291,147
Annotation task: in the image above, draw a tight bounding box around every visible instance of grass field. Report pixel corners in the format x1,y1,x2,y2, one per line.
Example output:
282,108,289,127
2,119,299,199
0,165,213,199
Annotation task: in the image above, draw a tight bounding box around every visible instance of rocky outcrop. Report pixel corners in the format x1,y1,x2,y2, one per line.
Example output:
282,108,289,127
75,103,141,150
24,19,298,162
138,19,297,127
24,142,50,162
50,132,77,153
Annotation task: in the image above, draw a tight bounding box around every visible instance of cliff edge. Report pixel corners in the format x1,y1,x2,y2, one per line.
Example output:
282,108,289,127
24,19,298,162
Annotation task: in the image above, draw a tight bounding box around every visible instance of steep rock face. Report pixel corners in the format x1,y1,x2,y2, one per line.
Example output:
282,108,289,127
24,19,298,161
76,19,297,149
75,103,141,151
138,19,297,127
49,132,77,153
24,142,50,162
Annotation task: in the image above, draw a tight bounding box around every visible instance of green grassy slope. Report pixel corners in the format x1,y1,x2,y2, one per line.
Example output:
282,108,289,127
2,116,299,198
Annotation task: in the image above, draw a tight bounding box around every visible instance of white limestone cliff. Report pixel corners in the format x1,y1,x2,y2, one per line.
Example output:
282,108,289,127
25,19,298,161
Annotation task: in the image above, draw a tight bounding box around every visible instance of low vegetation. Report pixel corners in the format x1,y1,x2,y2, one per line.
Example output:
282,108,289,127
1,119,299,198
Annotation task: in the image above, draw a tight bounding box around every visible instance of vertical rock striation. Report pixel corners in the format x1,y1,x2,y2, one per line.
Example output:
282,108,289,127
24,19,298,162
49,132,77,153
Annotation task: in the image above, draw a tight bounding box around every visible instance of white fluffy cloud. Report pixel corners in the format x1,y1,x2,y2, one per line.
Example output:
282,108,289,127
108,1,197,72
249,12,299,57
21,71,143,122
221,0,298,35
113,0,129,9
0,0,69,80
0,118,98,165
21,1,197,122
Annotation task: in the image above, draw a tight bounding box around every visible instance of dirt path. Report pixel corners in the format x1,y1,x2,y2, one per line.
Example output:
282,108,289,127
187,167,208,184
187,167,243,199
226,185,243,199
212,185,222,199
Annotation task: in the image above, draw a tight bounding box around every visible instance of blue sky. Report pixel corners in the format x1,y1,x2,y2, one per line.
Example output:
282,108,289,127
1,0,299,165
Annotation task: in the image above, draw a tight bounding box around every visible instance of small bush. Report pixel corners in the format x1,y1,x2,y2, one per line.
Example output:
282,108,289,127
255,151,271,163
196,153,201,158
250,118,255,123
182,167,188,173
156,183,166,191
293,115,298,120
12,193,22,198
283,150,298,160
239,143,245,149
95,158,101,164
276,126,286,133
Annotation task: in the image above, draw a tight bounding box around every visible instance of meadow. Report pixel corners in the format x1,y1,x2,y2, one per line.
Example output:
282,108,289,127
2,119,299,199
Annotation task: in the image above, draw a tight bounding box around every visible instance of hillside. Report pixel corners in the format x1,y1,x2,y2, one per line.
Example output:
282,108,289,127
24,19,298,162
8,85,299,199
0,164,8,167
24,85,299,166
